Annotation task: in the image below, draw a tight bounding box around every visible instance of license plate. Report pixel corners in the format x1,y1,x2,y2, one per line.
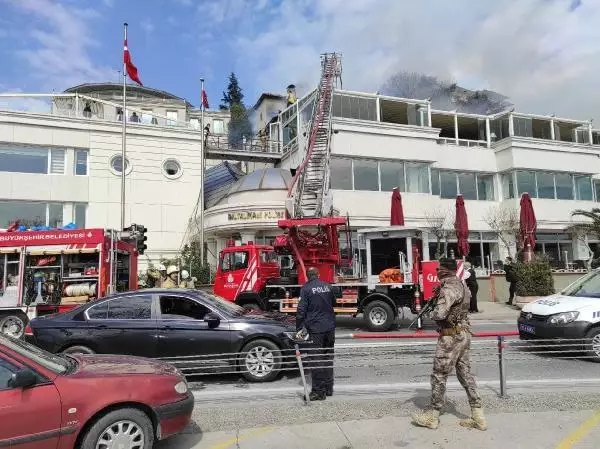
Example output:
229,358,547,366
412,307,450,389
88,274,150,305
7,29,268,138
519,323,535,334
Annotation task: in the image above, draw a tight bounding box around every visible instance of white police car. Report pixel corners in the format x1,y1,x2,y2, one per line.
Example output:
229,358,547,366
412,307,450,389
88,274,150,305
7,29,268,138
518,269,600,361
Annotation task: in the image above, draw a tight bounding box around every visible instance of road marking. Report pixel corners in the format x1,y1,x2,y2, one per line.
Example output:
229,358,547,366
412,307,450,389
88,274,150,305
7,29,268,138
555,410,600,449
210,427,273,449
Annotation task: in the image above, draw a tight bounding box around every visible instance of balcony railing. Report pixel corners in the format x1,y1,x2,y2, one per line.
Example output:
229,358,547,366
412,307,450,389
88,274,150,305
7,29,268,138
436,137,487,148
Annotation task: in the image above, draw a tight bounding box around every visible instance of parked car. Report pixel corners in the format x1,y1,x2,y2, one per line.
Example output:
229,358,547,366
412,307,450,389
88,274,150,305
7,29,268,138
518,269,600,361
26,288,297,382
0,333,193,449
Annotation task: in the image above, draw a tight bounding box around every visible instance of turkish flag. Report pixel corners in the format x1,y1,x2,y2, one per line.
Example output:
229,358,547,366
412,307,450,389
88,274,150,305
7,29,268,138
123,38,142,86
202,89,209,109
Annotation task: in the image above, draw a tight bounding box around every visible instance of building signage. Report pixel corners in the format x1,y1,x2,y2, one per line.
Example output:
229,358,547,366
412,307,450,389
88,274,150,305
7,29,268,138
0,229,105,246
227,210,284,221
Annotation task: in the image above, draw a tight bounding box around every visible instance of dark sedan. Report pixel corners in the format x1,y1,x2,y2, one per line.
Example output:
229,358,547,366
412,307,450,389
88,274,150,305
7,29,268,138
25,289,296,382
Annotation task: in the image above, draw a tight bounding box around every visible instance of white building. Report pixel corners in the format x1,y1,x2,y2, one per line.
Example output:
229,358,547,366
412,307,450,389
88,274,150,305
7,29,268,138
0,84,280,268
201,88,600,271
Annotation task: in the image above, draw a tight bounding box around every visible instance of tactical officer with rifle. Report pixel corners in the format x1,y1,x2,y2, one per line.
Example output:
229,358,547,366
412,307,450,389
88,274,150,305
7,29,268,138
412,258,487,431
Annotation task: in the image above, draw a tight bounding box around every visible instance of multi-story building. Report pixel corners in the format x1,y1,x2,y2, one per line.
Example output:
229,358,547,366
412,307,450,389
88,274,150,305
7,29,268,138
202,88,600,271
0,83,279,268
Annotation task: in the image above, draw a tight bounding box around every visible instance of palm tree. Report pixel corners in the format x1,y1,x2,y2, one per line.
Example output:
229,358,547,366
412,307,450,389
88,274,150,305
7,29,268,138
566,208,600,269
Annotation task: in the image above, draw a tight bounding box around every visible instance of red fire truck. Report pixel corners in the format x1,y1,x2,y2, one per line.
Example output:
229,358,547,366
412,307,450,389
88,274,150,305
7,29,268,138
0,228,138,338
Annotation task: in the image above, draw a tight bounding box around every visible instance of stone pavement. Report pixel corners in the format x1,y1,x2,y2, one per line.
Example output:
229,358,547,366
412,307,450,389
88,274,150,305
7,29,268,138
160,409,600,449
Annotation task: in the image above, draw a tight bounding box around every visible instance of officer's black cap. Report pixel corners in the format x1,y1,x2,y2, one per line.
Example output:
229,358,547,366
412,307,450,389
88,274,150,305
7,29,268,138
438,258,457,271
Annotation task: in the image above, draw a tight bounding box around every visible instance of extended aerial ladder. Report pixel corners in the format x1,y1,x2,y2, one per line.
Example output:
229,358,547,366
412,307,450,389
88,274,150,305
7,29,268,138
277,53,348,284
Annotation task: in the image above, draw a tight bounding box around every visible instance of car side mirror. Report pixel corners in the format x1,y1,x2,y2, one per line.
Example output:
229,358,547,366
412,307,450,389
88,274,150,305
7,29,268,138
205,312,221,329
9,369,37,389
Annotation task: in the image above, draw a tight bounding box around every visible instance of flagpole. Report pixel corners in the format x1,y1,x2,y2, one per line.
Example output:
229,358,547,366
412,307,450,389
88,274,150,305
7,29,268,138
199,78,205,265
120,22,128,231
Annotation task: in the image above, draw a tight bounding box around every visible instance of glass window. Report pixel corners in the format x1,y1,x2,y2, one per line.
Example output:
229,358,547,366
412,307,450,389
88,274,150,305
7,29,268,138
0,145,48,174
189,118,199,129
162,159,182,178
431,169,440,195
0,201,47,228
440,171,458,199
74,203,86,228
555,173,574,200
575,175,593,201
110,156,130,174
159,295,210,320
219,253,232,272
516,170,536,197
537,172,555,199
87,301,108,319
457,173,477,200
502,173,514,199
330,158,353,190
0,336,68,374
405,162,430,193
49,149,65,174
141,109,153,124
106,295,152,320
477,175,494,200
48,203,63,228
0,359,17,390
166,110,178,126
353,159,379,191
379,161,405,192
220,251,249,272
513,117,533,137
74,150,88,175
260,250,278,264
213,119,225,134
595,182,600,203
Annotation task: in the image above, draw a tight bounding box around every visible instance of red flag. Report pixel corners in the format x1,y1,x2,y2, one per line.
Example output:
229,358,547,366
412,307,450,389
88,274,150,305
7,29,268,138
202,89,209,109
123,38,143,86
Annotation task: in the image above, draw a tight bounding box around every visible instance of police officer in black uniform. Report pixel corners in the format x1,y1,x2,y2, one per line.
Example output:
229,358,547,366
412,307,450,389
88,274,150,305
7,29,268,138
296,266,337,401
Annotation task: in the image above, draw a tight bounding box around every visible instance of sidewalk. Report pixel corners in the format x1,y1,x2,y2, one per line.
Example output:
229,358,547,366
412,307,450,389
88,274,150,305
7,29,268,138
160,409,600,449
466,300,520,320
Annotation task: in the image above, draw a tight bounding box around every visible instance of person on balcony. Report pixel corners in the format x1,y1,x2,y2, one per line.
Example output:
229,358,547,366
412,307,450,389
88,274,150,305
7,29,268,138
130,112,140,123
83,102,92,118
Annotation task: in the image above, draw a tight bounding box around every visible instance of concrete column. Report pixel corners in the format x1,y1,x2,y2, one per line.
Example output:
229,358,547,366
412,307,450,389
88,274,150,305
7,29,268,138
421,232,430,261
454,114,459,144
508,113,514,137
427,101,432,128
240,231,256,244
589,123,593,146
375,97,381,122
550,119,555,140
485,118,491,148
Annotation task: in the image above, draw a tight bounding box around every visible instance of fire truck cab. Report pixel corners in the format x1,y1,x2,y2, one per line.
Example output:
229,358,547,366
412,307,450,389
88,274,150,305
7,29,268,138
0,228,138,338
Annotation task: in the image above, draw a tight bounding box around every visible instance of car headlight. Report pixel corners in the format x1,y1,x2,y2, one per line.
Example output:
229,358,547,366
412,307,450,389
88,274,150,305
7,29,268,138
174,380,188,394
549,311,579,324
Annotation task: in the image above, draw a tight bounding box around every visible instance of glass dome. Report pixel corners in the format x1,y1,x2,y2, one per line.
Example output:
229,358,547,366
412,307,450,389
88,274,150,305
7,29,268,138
227,168,292,194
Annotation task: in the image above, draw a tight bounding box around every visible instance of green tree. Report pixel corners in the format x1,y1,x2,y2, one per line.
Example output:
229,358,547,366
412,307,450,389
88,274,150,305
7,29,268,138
228,103,253,147
179,241,212,284
220,72,244,110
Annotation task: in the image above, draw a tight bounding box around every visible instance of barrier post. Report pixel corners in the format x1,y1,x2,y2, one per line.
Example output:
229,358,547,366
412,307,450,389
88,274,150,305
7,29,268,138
294,343,310,405
414,289,422,330
497,336,507,397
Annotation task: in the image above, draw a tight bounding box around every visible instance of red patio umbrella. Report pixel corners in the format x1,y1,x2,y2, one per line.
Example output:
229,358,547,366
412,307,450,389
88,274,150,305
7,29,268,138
520,193,537,256
390,187,405,226
454,194,470,257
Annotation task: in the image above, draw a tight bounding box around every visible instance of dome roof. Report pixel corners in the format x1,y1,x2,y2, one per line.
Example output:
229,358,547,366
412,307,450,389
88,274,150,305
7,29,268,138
227,167,292,194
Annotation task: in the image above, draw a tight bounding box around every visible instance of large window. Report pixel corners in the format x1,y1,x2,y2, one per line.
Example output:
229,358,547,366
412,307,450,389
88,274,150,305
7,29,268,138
0,144,65,175
332,94,377,121
0,202,84,228
330,158,353,190
503,170,592,201
353,159,379,191
435,171,494,200
380,161,405,192
405,162,430,193
213,119,225,134
74,203,86,228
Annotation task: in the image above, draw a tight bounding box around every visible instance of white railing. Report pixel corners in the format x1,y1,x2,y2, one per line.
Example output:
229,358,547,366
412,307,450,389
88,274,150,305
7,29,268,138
436,137,487,148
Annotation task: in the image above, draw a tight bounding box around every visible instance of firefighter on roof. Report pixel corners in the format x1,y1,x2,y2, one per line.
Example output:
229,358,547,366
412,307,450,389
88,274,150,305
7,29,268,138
412,257,487,431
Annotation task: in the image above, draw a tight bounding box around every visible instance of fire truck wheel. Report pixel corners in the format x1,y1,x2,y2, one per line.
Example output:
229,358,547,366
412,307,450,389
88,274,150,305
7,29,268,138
364,300,395,332
63,345,95,355
0,313,27,339
240,339,282,382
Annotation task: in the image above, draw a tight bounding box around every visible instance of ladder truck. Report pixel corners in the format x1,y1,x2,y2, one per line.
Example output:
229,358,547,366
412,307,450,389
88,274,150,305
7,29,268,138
214,53,444,331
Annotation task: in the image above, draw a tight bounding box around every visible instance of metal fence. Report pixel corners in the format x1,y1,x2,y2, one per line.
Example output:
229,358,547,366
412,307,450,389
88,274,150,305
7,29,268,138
159,335,599,404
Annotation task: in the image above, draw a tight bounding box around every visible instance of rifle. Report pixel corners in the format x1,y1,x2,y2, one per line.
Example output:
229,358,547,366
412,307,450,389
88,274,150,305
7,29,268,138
408,287,440,329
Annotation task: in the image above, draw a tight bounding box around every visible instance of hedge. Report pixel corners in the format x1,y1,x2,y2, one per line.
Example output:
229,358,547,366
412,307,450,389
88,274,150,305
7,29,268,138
515,259,555,297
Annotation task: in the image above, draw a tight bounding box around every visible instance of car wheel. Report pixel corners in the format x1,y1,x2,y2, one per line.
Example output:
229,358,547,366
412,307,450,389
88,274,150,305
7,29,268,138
585,327,600,362
80,408,153,449
63,345,95,355
240,339,282,382
364,300,395,332
242,303,261,312
0,313,27,339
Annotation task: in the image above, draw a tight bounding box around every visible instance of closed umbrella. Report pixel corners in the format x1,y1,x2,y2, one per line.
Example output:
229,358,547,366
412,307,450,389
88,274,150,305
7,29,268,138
454,194,470,257
390,187,405,226
520,193,537,259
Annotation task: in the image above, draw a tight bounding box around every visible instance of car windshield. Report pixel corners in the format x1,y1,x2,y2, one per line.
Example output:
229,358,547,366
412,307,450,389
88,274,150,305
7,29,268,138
562,270,600,298
0,335,70,374
198,292,246,316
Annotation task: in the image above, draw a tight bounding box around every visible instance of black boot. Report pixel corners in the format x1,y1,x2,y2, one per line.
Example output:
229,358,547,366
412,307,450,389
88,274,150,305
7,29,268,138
305,391,326,401
326,388,333,397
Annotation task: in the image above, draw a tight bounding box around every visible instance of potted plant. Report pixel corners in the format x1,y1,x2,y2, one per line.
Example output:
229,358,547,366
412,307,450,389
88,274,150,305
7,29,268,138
515,257,555,303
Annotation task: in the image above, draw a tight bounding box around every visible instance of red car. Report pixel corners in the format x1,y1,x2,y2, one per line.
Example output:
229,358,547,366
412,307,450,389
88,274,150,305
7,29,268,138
0,334,193,449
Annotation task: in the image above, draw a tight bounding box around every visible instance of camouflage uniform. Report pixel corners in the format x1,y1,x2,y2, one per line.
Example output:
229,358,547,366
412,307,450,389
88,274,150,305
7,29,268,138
412,261,487,431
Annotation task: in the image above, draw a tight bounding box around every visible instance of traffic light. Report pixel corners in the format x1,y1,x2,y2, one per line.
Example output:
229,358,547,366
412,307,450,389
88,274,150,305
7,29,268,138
134,225,148,255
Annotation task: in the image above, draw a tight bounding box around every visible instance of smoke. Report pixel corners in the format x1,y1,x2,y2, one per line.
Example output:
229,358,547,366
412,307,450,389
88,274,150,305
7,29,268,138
380,71,513,114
